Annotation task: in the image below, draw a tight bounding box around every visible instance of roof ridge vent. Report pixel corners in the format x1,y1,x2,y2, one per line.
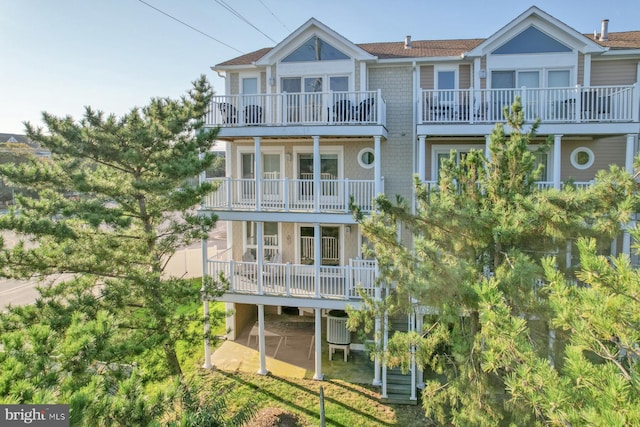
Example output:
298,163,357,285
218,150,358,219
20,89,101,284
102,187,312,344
404,35,412,49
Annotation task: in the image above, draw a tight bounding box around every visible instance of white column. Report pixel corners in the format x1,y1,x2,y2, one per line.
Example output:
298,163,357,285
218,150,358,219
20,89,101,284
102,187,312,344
374,135,382,196
418,135,426,182
553,135,562,189
257,304,268,375
410,311,417,401
623,135,636,257
254,137,262,210
372,285,382,386
583,54,591,87
313,308,323,380
416,313,424,389
485,135,491,162
257,221,264,294
201,236,212,369
548,328,556,367
381,303,389,399
625,134,635,174
314,223,321,298
313,136,321,213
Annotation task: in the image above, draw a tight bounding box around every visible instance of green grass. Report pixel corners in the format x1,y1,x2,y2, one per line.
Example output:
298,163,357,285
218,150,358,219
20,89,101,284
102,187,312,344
186,368,430,427
175,300,431,426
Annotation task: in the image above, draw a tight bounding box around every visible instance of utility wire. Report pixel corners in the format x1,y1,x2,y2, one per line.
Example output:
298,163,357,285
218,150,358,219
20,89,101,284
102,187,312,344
136,0,245,54
257,0,291,32
213,0,277,43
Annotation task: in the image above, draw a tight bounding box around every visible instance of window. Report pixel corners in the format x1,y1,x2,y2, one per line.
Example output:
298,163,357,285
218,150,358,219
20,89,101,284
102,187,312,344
329,76,349,92
434,149,471,181
533,152,548,181
358,148,375,169
245,221,279,260
242,77,258,94
570,147,594,170
548,70,570,88
300,225,340,265
282,36,350,62
437,71,456,90
493,26,572,54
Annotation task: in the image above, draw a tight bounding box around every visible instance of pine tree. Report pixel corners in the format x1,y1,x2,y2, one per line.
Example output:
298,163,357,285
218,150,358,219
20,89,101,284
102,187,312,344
0,75,220,401
351,98,637,424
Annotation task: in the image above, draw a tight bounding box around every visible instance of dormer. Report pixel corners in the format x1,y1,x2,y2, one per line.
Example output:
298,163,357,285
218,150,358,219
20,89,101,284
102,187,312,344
466,6,607,89
254,18,377,93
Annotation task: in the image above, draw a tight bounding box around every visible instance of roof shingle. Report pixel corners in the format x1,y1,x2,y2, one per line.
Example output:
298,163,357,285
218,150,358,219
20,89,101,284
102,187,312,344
214,31,640,67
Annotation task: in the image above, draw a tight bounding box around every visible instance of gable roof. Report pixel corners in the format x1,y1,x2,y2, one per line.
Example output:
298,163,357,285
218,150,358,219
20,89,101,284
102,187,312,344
466,6,606,57
254,18,376,66
214,8,640,68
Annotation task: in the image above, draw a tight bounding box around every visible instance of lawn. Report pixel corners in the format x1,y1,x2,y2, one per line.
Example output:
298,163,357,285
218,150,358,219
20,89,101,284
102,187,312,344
179,300,431,426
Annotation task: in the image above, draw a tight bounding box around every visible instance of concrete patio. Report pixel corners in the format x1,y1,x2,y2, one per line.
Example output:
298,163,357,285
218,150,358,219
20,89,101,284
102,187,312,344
210,317,375,384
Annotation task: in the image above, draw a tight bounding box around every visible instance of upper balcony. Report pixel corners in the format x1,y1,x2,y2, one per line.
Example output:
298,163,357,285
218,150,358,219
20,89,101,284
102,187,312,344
201,176,382,219
418,85,639,135
204,90,387,138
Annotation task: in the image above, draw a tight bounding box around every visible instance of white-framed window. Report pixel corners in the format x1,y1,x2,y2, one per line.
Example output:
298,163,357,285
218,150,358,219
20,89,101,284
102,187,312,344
357,148,375,169
432,145,475,181
244,221,280,261
570,147,594,170
297,224,344,266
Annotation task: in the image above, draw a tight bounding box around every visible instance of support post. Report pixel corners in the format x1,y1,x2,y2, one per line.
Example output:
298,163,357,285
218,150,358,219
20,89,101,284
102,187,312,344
381,302,389,399
314,308,324,380
374,135,382,196
254,137,262,210
257,304,268,375
313,136,321,213
418,135,426,182
201,236,212,369
372,285,382,386
553,135,562,189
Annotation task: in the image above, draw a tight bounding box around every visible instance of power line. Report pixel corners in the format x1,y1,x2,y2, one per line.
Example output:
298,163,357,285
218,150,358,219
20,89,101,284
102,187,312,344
136,0,245,54
257,0,291,32
213,0,277,43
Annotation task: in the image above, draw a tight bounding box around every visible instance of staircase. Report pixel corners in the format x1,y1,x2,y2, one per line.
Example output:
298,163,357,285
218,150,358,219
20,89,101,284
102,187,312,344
380,315,418,405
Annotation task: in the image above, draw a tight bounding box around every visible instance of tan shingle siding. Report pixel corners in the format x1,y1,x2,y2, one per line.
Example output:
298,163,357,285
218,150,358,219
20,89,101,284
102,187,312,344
591,59,639,86
420,65,434,89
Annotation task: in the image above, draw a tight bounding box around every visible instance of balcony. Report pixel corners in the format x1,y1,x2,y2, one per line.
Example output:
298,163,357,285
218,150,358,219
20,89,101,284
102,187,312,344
205,90,386,129
419,85,639,125
202,177,382,214
207,258,378,301
422,180,594,193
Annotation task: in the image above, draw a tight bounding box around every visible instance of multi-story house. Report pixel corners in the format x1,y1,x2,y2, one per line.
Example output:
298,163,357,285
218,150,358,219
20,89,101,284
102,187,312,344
200,6,640,403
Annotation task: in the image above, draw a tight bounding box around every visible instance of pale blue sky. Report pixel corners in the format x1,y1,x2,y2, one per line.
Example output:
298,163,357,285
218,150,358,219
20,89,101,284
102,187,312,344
1,0,638,134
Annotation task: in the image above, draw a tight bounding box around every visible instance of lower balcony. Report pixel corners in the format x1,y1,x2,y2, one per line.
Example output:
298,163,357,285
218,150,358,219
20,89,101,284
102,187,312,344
422,180,594,192
202,177,381,213
207,258,377,301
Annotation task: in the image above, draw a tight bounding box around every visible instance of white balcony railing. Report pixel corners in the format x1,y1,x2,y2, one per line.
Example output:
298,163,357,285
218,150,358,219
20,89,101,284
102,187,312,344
420,85,638,124
202,177,382,213
207,258,378,300
422,180,595,192
205,90,386,127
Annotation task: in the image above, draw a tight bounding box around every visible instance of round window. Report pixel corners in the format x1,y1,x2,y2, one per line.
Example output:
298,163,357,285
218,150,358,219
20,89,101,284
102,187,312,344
358,148,375,169
570,147,594,170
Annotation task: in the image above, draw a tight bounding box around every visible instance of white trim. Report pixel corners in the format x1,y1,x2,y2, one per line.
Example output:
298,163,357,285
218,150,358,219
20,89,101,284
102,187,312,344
295,223,346,266
570,147,595,170
240,74,260,94
357,147,375,169
292,145,344,179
